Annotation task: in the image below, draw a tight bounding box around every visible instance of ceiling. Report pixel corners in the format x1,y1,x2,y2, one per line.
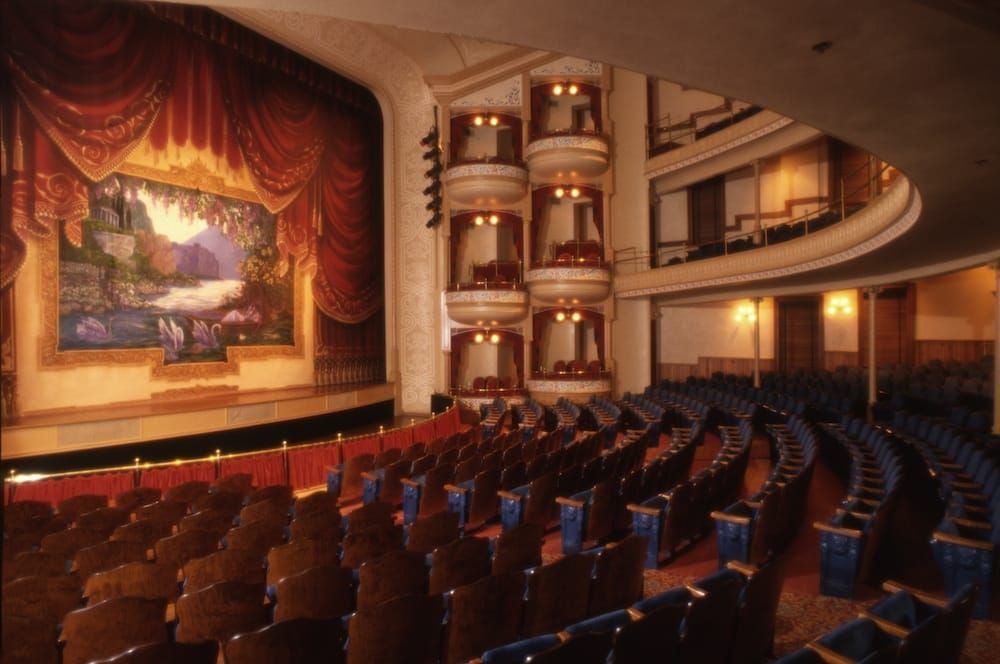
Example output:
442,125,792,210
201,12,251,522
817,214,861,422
366,25,520,78
162,0,1000,300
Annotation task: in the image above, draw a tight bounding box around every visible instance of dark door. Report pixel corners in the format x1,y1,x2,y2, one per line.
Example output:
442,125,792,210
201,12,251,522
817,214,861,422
858,285,915,367
777,297,822,372
689,175,725,247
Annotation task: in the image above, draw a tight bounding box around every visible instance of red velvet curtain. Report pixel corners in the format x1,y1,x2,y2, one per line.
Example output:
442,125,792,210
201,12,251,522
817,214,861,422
578,83,603,133
382,426,413,451
220,451,285,488
340,434,380,462
413,419,437,444
10,470,133,508
140,462,215,491
287,443,342,490
1,0,384,350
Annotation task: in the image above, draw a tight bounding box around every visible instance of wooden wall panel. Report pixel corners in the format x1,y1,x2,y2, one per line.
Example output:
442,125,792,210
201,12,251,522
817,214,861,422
659,363,698,382
915,340,992,365
697,356,776,377
824,351,860,370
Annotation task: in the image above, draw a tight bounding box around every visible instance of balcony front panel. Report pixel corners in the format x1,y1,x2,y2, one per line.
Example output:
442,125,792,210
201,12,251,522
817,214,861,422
445,288,530,326
526,377,611,405
525,134,610,180
525,266,611,305
444,163,529,207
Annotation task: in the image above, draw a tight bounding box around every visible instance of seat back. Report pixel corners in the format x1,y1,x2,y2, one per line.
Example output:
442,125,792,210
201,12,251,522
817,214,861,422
60,596,167,664
180,509,237,537
420,463,456,516
344,500,394,533
40,527,106,560
292,491,340,519
212,474,254,497
266,539,341,587
429,535,491,595
681,568,744,663
238,499,290,527
273,565,354,623
183,548,265,592
340,453,375,502
2,550,69,584
3,574,82,625
357,549,428,609
164,481,211,507
192,490,244,517
135,500,189,528
73,540,148,583
729,555,789,664
224,520,286,558
175,581,267,644
340,523,404,569
469,468,502,528
84,561,178,605
524,472,557,529
346,594,444,664
380,458,412,506
58,494,108,521
523,554,594,636
613,600,685,664
589,534,646,616
88,640,218,664
75,507,130,537
110,519,173,550
492,522,544,574
526,631,614,664
154,529,220,571
407,509,460,554
225,616,346,664
288,509,343,545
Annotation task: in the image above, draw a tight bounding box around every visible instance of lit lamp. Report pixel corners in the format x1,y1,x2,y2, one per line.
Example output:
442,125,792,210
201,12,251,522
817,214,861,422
554,187,565,198
474,332,486,343
474,215,485,226
473,115,484,126
489,333,501,344
733,303,757,323
826,296,853,316
488,214,499,225
554,311,566,322
488,116,499,127
570,311,582,323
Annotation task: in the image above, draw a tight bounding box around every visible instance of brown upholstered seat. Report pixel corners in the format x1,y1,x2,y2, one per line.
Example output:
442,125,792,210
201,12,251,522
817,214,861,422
73,540,149,582
113,487,163,513
587,534,646,616
356,549,427,609
288,509,343,545
182,548,266,593
428,535,491,595
164,481,211,507
346,594,443,664
406,509,460,554
39,527,107,560
4,500,55,533
174,581,267,644
179,509,235,537
273,565,354,623
2,550,71,583
344,500,394,533
3,574,83,626
57,494,108,521
2,614,60,664
60,596,168,664
238,498,290,527
224,520,286,558
191,491,244,518
522,553,593,636
337,454,374,503
443,571,525,664
225,617,346,664
246,484,293,508
211,473,254,497
135,500,189,528
88,640,219,664
83,561,179,604
340,523,404,569
492,522,544,574
291,491,340,519
154,529,220,570
110,519,174,551
266,539,340,588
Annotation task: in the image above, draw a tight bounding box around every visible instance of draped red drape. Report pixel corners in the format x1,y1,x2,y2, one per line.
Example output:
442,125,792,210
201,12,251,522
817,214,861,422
9,470,133,508
220,451,285,488
0,0,384,353
139,462,216,491
382,426,413,451
340,434,380,462
287,443,342,490
413,419,437,444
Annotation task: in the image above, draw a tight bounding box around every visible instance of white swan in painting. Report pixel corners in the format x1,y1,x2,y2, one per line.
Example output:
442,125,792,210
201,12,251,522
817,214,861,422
75,316,113,343
158,317,185,361
221,304,261,324
191,320,221,352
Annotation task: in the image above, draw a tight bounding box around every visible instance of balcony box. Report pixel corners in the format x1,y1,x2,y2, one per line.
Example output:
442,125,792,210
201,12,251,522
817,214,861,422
525,133,610,180
445,287,529,326
525,265,611,305
444,161,529,207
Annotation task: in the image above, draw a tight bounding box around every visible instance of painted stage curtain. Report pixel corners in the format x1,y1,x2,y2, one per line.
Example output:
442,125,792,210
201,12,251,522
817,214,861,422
0,0,383,340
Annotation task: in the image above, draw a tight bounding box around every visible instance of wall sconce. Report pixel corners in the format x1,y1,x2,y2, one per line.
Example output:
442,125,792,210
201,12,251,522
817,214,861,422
552,82,579,96
473,330,501,344
826,296,853,316
474,332,485,343
733,303,757,324
473,212,501,226
473,114,501,127
554,309,582,323
553,186,582,199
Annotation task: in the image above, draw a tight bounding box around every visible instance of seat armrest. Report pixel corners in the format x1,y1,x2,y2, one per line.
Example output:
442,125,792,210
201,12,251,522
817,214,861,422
711,510,751,526
949,516,991,530
400,478,420,488
360,471,379,482
627,503,661,517
807,641,862,664
725,560,759,577
813,521,863,538
555,496,585,509
444,483,468,495
497,490,522,501
932,529,995,551
880,580,951,608
859,610,912,639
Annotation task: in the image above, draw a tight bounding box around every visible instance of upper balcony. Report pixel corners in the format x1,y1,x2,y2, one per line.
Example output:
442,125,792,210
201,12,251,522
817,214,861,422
526,240,611,305
446,112,528,207
444,160,529,208
525,130,610,181
446,260,529,326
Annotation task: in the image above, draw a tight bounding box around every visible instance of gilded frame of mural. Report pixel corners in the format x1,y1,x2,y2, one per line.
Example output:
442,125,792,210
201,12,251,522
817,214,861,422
39,159,304,380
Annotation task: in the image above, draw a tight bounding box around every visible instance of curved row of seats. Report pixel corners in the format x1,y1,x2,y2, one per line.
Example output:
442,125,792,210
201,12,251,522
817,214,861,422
479,552,787,664
775,580,976,664
512,398,545,442
813,417,908,598
713,415,819,568
551,397,580,442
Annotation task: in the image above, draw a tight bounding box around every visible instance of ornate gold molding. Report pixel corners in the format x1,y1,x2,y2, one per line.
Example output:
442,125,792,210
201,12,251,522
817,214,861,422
151,384,239,400
117,159,259,203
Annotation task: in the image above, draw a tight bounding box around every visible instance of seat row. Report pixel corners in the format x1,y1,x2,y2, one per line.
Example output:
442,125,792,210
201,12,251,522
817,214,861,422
775,580,976,664
481,397,510,439
478,553,787,664
813,418,907,599
713,415,819,568
631,420,753,567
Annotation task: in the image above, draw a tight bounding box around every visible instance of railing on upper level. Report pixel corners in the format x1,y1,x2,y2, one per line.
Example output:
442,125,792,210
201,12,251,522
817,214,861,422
527,127,609,142
531,240,606,269
446,154,527,169
616,161,898,274
647,104,763,157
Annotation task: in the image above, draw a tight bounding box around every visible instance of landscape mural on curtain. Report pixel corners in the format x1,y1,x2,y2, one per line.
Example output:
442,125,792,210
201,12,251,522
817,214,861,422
58,173,294,364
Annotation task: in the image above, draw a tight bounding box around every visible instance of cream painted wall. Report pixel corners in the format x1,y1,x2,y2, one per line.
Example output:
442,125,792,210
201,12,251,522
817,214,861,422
537,196,580,249
653,80,723,127
610,68,652,395
823,290,859,352
14,240,316,414
458,224,500,278
659,299,776,364
462,125,499,160
545,94,593,132
916,267,996,340
658,190,688,244
542,320,578,368
460,341,498,387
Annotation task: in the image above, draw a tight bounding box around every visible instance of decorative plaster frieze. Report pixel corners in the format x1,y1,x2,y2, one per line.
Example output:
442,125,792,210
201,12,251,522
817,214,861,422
645,111,794,180
526,378,611,392
524,134,609,157
526,267,611,282
445,290,529,304
452,74,521,107
530,57,602,76
444,163,530,181
225,9,439,414
615,177,919,298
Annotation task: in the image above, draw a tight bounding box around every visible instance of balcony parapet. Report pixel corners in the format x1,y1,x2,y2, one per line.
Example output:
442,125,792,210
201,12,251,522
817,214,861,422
615,176,919,298
526,377,611,405
445,288,530,326
525,266,611,305
525,132,610,180
444,161,529,207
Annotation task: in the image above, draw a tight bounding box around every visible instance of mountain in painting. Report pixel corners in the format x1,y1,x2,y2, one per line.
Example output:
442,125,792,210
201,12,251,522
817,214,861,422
182,225,245,279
